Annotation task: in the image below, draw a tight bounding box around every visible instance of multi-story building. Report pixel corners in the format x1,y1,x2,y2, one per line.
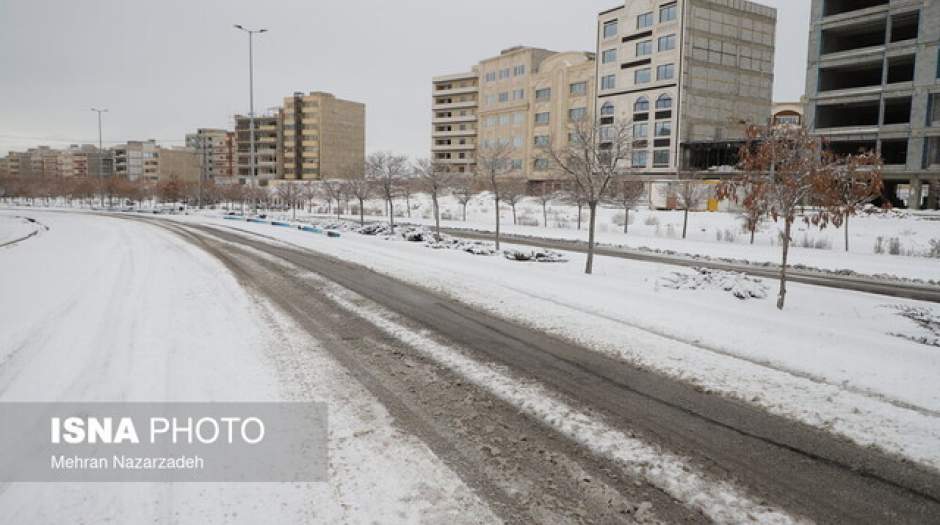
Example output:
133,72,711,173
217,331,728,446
235,114,280,185
279,91,365,180
1,152,23,177
19,146,59,177
431,70,480,174
114,140,160,181
432,46,596,187
804,0,939,209
596,0,776,176
55,144,99,178
185,128,235,180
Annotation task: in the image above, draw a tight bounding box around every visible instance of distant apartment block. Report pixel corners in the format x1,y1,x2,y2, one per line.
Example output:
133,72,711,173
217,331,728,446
280,91,366,180
158,147,201,183
432,46,596,187
185,128,235,179
235,114,280,184
114,140,160,182
805,0,939,209
596,0,776,175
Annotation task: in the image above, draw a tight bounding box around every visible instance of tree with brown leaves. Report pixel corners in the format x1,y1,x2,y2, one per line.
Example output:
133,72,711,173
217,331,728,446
816,151,884,252
543,117,633,274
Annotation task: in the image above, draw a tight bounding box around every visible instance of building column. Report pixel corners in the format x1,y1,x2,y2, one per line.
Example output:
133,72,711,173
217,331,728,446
909,179,923,210
928,181,939,210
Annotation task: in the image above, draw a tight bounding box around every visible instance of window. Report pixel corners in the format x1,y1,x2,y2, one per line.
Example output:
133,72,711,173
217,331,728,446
637,12,654,29
512,112,526,125
512,88,525,101
634,97,650,113
484,116,497,128
600,126,616,141
534,158,550,170
534,135,550,146
632,150,649,168
636,40,653,56
514,65,526,76
535,112,550,125
655,120,672,137
499,68,510,80
657,64,675,80
498,92,509,103
601,74,616,90
569,108,587,121
603,20,618,39
633,122,649,137
658,34,676,52
656,94,673,110
511,159,523,170
485,72,496,82
485,95,497,106
601,102,615,116
660,3,677,23
653,149,670,167
635,68,651,84
498,114,510,126
602,49,617,64
535,88,551,101
570,82,587,96
512,136,524,148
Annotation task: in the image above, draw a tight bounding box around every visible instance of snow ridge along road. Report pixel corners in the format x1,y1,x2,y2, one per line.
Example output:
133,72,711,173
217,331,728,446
134,215,940,524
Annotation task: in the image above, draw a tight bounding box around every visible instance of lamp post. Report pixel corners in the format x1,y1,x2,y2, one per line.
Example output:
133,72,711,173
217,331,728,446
91,108,108,207
233,24,267,214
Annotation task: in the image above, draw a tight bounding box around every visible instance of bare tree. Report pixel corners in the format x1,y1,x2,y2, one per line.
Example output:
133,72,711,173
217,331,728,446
368,151,408,227
398,177,415,218
719,124,836,310
500,178,528,226
275,182,302,220
452,174,477,222
414,158,454,240
476,142,515,249
533,183,558,228
676,175,711,239
543,117,633,274
816,150,884,252
611,179,645,234
320,179,345,219
344,176,373,225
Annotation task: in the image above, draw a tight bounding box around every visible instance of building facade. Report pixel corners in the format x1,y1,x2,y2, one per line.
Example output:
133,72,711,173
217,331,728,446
157,147,201,183
185,128,235,180
280,91,366,180
596,0,776,176
772,101,805,127
114,140,160,182
235,114,280,184
432,46,597,186
804,0,940,209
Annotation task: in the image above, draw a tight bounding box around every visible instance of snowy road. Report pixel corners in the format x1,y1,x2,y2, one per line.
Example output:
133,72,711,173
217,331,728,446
3,210,940,524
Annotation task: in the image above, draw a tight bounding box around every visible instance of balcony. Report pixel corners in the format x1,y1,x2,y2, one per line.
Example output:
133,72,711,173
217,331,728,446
434,85,478,97
432,100,477,111
822,0,888,18
432,114,477,124
431,128,477,138
431,143,476,152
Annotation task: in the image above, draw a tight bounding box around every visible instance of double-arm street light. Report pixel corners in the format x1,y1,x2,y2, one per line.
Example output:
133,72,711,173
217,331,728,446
233,24,267,214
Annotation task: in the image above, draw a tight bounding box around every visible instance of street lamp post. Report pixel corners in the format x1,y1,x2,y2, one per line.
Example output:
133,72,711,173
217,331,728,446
233,24,267,214
91,108,108,207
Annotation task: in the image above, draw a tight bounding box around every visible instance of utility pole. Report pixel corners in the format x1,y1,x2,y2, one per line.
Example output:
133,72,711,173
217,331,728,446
234,24,267,214
91,108,108,207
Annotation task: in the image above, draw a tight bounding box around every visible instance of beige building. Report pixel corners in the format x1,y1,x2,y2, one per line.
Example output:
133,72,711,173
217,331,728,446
235,114,280,184
158,147,201,183
185,128,235,180
432,46,596,186
772,101,804,127
280,91,365,180
114,140,160,181
596,0,776,176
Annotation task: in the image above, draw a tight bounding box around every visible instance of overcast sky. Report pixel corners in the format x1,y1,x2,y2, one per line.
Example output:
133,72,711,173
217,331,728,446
0,0,810,158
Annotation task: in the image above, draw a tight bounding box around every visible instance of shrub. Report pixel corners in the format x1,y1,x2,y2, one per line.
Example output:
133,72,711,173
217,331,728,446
644,215,660,226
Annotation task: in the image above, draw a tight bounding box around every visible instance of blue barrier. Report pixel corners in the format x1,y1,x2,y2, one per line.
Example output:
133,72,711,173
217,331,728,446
300,226,322,233
271,221,291,227
326,231,341,238
223,216,244,221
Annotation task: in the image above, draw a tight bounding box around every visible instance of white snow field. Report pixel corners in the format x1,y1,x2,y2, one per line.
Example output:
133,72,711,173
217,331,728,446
0,210,496,525
303,194,940,282
0,214,44,246
174,213,940,472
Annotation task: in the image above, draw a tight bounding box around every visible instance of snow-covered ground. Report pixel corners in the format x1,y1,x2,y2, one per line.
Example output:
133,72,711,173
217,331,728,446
0,214,44,246
302,194,940,282
0,210,496,524
174,212,940,472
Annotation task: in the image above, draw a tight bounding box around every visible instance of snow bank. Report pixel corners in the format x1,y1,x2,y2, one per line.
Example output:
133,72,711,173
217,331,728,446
657,268,769,300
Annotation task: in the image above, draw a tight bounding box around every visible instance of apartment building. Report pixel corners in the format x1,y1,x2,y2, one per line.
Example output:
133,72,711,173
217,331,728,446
280,91,366,180
18,146,59,178
432,46,596,186
1,152,23,177
431,70,480,174
114,140,160,182
185,128,235,180
235,114,280,184
804,0,940,209
596,0,776,176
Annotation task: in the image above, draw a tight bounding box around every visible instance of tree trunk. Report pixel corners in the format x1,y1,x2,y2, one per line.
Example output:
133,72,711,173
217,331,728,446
406,194,411,217
750,225,755,245
494,195,501,251
682,206,689,239
777,220,792,310
512,204,517,225
542,202,548,228
359,198,365,225
623,207,629,234
577,204,582,230
586,202,598,275
844,215,849,252
433,193,441,240
462,203,468,222
292,202,296,221
388,198,395,227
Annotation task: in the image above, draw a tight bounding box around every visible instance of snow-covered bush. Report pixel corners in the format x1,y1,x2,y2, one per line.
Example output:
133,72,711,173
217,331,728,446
798,234,832,250
502,248,569,263
657,268,768,300
885,305,940,348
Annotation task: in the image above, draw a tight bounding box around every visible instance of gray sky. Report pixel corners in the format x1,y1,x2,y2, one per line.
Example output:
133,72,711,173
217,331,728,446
0,0,810,158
